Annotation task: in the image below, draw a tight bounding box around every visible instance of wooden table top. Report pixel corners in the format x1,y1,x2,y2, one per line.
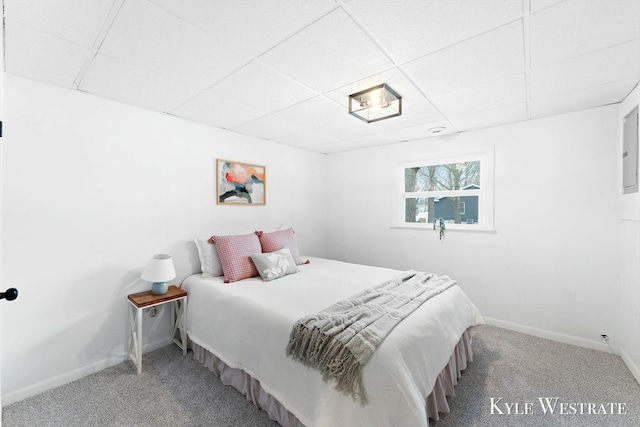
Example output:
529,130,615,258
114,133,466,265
127,285,187,308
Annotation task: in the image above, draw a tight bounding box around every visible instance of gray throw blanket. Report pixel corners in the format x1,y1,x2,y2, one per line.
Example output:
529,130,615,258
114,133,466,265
285,270,456,404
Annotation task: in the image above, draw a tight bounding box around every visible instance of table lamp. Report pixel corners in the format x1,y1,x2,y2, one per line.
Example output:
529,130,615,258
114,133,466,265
141,254,176,295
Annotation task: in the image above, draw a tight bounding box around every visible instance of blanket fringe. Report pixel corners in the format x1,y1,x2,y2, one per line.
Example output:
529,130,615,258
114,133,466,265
286,325,368,404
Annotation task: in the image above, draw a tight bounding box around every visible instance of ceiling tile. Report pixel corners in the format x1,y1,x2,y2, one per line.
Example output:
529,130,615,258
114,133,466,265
339,132,393,148
170,88,265,129
4,0,114,47
431,73,527,118
99,0,252,90
79,54,201,113
451,103,529,132
314,118,384,141
4,69,74,91
207,61,317,114
272,96,346,130
530,40,640,100
352,134,405,148
4,21,91,86
374,99,446,131
403,21,525,97
260,8,394,92
530,0,564,12
324,67,425,107
345,0,523,63
376,120,458,144
312,140,364,154
530,0,640,68
230,116,306,141
275,130,338,148
530,78,639,120
149,0,337,57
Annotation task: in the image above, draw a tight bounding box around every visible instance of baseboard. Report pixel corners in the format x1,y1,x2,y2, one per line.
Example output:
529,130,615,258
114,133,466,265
482,317,621,354
1,337,173,406
619,347,640,386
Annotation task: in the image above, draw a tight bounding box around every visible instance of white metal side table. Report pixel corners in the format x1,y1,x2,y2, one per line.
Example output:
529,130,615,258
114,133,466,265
127,285,187,374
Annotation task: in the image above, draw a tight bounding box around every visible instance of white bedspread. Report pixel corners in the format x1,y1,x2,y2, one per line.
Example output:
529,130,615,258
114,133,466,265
182,257,484,427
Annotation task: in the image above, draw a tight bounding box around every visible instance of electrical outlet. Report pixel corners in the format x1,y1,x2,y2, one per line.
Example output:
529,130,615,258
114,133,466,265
601,334,609,343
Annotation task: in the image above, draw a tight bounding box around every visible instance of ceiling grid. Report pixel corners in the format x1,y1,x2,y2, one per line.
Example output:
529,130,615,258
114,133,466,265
3,0,638,153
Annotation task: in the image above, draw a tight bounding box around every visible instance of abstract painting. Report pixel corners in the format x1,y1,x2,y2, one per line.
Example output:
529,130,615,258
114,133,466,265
216,159,266,205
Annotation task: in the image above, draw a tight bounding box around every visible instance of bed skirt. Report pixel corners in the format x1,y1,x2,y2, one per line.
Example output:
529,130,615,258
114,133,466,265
191,328,474,426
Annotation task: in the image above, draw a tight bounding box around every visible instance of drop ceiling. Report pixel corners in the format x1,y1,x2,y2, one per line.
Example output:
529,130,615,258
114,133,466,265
3,0,639,154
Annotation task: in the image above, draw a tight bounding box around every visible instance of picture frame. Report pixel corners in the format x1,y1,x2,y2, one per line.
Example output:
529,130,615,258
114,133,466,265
216,159,266,205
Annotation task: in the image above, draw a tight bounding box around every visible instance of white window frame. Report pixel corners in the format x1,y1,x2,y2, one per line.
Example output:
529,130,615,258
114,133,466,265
393,146,495,232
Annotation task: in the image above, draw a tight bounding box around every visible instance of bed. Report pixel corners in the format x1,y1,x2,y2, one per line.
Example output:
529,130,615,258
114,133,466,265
182,235,484,427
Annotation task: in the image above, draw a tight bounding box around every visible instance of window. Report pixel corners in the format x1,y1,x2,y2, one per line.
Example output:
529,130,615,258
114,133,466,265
396,148,494,230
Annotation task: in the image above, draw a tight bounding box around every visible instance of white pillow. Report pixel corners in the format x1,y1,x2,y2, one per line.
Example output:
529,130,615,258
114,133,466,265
192,237,223,277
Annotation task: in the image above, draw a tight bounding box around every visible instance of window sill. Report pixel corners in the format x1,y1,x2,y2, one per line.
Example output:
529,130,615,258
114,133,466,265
390,224,496,233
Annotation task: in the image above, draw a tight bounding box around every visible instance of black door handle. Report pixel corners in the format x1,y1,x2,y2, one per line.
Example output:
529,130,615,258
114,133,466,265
0,288,18,301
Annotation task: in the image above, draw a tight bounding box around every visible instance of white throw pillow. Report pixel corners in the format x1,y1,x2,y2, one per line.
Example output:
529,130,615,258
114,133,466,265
192,237,223,277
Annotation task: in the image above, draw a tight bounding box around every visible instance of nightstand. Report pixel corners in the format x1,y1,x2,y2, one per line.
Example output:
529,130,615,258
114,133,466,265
127,285,188,374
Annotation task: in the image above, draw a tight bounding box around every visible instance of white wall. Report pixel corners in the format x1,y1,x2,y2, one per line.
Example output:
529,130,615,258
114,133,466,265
619,84,640,383
326,105,622,351
0,75,327,404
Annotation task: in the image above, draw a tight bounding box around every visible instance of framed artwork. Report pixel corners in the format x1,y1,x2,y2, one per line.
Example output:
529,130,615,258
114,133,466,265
216,159,266,205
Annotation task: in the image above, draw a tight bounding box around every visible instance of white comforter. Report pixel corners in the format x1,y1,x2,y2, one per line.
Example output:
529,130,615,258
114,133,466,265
182,257,484,427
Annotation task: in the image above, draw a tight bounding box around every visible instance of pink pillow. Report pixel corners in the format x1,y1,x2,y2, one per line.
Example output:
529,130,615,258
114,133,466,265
256,228,307,265
209,233,261,283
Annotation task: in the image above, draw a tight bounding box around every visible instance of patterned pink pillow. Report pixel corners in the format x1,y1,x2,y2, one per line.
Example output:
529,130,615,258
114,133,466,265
255,228,307,265
209,233,261,283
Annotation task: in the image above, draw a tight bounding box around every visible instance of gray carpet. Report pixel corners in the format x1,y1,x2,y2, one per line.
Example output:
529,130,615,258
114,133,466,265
2,345,278,427
432,326,640,427
3,325,639,426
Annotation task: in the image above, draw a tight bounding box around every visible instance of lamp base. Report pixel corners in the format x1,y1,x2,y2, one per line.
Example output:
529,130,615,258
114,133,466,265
151,281,168,295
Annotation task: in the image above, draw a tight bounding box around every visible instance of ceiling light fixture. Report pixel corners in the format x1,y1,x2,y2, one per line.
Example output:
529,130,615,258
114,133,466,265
348,84,402,123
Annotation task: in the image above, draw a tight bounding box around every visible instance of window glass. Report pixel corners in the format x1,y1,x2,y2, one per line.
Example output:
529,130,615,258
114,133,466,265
402,160,481,226
404,161,480,192
397,147,494,230
404,196,479,224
